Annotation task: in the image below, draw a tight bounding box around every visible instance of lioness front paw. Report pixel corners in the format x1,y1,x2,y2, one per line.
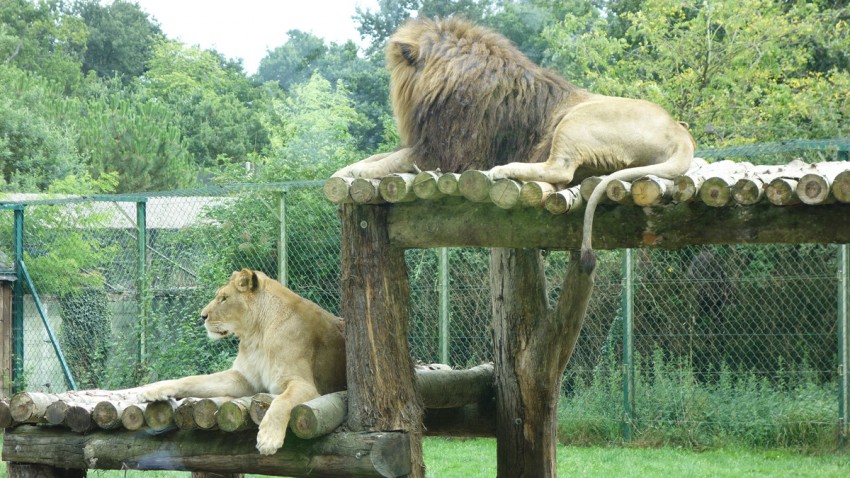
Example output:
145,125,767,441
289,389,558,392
489,165,508,179
256,423,286,455
137,384,177,402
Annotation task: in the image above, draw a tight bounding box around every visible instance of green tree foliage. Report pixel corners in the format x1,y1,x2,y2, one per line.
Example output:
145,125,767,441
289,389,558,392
78,85,196,192
258,73,367,181
257,32,390,152
143,39,269,168
0,65,84,191
73,0,163,80
0,0,87,89
543,0,850,147
257,30,329,90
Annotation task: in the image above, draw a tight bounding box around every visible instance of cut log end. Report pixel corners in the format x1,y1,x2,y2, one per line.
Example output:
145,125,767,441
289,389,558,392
544,187,583,215
120,404,146,431
322,176,354,204
700,177,734,207
605,179,632,205
733,178,765,206
834,170,850,203
458,170,493,203
350,178,383,204
766,178,801,206
490,179,522,209
143,401,175,432
519,181,555,207
437,173,462,196
797,173,833,205
413,171,444,200
379,174,417,203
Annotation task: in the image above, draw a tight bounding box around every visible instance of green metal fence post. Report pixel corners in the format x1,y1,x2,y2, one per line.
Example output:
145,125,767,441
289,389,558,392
12,206,24,392
622,249,635,442
279,189,288,287
137,200,148,366
439,247,450,364
839,244,849,447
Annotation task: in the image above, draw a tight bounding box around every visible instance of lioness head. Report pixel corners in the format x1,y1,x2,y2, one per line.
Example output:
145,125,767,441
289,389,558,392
200,269,259,340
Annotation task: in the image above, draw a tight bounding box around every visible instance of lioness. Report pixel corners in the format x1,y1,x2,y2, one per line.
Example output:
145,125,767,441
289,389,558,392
138,269,346,455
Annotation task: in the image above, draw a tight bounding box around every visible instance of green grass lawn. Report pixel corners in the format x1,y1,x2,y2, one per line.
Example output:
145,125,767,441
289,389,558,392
424,438,849,478
0,437,846,478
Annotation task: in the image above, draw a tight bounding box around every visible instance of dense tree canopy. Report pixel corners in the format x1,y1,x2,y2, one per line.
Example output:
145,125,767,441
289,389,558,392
73,0,162,80
0,0,847,193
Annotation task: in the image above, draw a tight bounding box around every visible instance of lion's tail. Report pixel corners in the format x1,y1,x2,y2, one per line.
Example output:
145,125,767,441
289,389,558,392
580,154,693,273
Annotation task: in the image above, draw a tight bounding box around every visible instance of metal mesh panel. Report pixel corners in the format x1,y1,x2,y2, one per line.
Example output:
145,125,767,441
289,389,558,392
1,184,846,446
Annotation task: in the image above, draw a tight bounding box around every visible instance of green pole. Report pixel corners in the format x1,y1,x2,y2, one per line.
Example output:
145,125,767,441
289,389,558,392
19,261,76,390
839,244,849,447
12,207,24,392
279,190,288,287
622,249,635,442
439,248,449,364
137,201,148,366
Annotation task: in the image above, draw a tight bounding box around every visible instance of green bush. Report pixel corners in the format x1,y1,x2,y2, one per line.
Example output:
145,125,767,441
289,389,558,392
558,349,837,450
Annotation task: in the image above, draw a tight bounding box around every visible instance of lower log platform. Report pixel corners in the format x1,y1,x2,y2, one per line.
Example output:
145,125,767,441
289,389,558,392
3,426,410,478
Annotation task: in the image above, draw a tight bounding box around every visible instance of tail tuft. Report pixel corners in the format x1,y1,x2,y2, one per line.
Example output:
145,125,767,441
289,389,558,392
580,249,597,274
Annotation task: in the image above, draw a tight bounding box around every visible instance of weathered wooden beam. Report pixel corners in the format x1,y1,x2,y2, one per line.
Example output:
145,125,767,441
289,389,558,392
291,364,496,439
387,197,850,250
416,364,494,409
2,426,411,478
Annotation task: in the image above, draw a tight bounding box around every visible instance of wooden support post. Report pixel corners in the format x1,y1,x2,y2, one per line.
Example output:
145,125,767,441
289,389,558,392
6,463,86,478
490,249,594,477
339,204,424,477
0,275,12,399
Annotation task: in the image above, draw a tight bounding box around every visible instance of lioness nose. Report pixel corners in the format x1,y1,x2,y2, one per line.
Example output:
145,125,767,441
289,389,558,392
200,314,208,325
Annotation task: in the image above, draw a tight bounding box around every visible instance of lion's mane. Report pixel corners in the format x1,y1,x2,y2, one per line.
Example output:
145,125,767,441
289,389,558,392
387,17,582,173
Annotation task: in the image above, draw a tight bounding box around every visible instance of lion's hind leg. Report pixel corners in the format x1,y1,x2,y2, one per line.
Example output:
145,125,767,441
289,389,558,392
489,160,579,185
256,379,321,455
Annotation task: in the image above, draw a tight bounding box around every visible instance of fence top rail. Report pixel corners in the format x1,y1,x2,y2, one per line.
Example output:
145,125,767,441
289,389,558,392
0,180,326,206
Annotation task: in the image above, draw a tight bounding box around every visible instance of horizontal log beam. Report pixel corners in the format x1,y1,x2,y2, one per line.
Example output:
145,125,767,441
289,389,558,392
2,426,410,478
387,197,850,250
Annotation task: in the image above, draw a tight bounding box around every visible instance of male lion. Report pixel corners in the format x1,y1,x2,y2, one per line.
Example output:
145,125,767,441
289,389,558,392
333,17,695,270
138,269,346,455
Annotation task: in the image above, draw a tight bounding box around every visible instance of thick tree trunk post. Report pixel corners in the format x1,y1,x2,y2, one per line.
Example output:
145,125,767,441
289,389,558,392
191,473,243,478
490,249,595,477
339,204,423,478
6,463,85,478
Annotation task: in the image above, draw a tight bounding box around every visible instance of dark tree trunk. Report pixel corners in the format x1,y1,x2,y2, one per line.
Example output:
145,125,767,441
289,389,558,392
490,249,595,477
339,204,424,478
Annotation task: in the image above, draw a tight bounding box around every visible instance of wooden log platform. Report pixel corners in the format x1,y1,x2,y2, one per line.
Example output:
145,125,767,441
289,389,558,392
0,364,489,478
321,160,850,250
3,425,411,478
1,365,494,437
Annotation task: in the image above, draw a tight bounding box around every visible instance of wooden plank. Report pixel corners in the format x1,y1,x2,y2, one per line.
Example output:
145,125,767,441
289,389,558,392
387,197,850,250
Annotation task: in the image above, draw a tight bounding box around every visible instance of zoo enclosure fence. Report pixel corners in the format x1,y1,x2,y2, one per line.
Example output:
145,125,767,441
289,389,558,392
1,179,848,446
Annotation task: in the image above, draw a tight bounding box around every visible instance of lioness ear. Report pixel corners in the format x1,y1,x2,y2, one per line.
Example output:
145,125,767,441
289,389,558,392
234,269,258,292
394,41,418,66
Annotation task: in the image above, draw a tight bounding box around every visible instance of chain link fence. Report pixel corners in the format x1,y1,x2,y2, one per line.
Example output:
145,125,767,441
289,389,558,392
1,181,848,447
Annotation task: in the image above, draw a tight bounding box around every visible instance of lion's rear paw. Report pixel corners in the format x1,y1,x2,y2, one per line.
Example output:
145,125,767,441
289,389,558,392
256,425,285,455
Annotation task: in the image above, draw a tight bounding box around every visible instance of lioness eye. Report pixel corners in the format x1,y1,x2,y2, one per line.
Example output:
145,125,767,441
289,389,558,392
220,296,227,302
